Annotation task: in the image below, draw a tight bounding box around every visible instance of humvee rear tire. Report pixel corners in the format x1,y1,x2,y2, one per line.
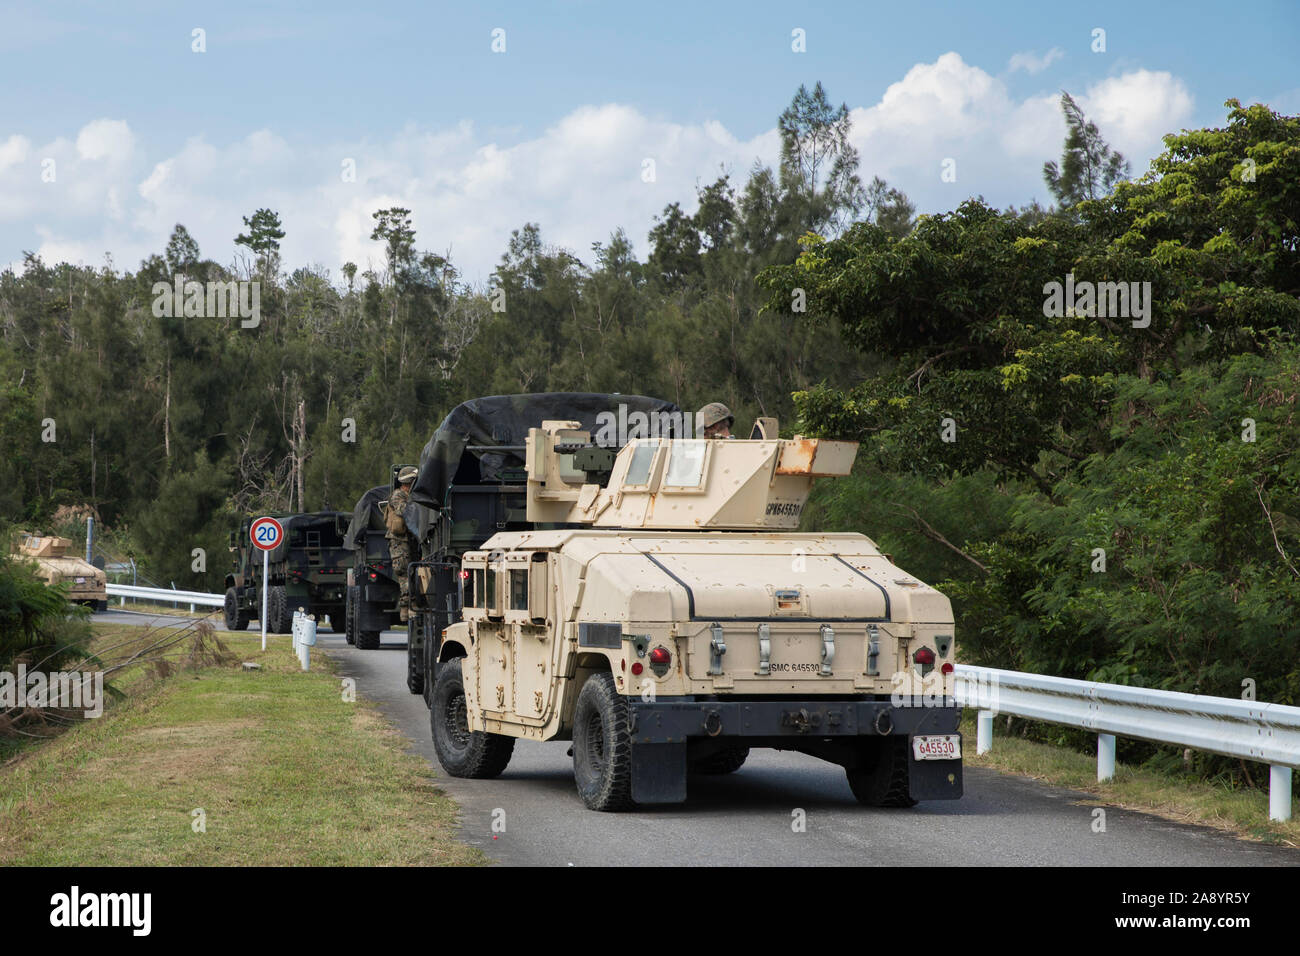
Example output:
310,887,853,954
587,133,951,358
224,588,249,631
572,673,634,811
94,599,108,613
355,625,380,650
344,587,357,645
846,737,918,808
689,745,749,775
430,659,514,778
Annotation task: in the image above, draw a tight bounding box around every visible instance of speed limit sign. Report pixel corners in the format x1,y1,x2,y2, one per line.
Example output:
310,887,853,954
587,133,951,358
250,516,284,551
249,516,284,649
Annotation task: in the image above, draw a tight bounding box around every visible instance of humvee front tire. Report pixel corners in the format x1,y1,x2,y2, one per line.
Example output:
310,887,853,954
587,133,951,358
572,673,634,811
846,737,917,808
689,745,749,775
224,588,249,631
430,658,514,778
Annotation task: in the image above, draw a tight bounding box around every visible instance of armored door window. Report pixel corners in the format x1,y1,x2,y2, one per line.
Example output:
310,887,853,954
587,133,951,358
485,568,498,615
663,439,709,490
462,569,480,608
624,439,660,487
510,569,528,610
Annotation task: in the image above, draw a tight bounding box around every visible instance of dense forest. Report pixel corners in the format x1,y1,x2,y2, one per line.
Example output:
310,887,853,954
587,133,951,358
3,84,1298,772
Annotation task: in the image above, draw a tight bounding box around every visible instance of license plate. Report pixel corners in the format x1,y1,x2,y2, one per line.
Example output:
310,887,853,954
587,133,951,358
912,734,961,760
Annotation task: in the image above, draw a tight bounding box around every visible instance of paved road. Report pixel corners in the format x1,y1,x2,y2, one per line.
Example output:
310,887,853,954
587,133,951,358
314,630,1300,867
92,608,1300,866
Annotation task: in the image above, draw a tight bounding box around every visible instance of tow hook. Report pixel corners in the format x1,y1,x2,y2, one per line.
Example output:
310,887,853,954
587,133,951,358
874,710,894,736
782,708,821,734
703,710,723,737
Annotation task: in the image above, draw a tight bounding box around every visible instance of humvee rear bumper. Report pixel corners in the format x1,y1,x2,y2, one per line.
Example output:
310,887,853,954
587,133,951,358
627,698,962,804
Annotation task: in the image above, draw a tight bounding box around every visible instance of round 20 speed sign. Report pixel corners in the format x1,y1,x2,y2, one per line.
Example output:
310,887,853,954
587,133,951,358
250,516,284,551
249,516,284,649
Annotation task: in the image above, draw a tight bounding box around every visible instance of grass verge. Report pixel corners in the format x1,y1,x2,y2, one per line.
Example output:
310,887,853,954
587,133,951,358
0,624,481,865
961,710,1300,848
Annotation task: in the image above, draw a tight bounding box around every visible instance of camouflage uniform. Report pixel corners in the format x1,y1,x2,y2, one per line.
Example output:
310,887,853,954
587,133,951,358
386,482,413,615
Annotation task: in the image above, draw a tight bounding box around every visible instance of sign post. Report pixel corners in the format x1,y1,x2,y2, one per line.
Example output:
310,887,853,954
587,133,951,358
249,516,285,651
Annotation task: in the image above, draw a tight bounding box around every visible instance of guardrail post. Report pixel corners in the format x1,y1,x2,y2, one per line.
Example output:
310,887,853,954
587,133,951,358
977,709,993,755
1097,733,1116,782
1271,765,1292,822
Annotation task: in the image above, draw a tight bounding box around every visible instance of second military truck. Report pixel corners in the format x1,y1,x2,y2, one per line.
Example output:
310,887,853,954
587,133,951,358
224,512,351,633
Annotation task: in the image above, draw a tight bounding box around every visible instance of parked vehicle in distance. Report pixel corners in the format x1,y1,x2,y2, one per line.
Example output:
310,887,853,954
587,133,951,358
12,532,107,611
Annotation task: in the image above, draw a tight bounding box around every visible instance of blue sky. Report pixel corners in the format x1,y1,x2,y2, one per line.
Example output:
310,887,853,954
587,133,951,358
2,0,1297,282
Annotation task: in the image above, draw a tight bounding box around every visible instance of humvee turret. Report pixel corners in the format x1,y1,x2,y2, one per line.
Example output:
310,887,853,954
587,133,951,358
13,533,107,610
224,512,351,633
413,398,963,811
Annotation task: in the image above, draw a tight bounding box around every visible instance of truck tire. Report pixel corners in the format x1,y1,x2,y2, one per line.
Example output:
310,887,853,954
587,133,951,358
224,588,249,631
406,617,424,696
268,585,293,634
94,599,108,613
355,622,380,650
344,587,357,645
689,746,749,775
572,673,634,811
429,659,514,778
846,737,918,808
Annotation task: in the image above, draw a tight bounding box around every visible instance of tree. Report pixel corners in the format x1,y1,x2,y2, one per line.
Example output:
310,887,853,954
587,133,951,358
777,82,865,234
863,176,916,238
370,207,416,285
1043,92,1131,207
164,224,200,275
648,202,702,287
235,208,285,280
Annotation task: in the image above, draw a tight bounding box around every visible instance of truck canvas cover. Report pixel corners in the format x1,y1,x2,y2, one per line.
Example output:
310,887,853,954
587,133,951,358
343,485,390,551
409,392,681,511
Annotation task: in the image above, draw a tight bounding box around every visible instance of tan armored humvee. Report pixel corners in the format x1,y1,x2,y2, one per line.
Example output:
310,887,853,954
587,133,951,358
13,532,108,609
427,420,963,811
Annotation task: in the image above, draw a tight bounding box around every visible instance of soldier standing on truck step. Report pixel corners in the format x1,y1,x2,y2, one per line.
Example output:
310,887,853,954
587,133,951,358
697,402,735,439
386,466,418,622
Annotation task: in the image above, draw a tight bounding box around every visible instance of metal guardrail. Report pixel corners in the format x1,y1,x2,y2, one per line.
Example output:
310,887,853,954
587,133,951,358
106,583,225,610
955,664,1299,822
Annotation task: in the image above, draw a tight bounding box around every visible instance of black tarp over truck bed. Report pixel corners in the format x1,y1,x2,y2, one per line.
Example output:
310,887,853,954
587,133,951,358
402,392,681,694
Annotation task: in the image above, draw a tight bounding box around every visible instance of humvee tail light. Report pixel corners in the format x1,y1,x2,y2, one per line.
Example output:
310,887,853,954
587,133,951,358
914,648,936,667
649,647,671,666
941,662,954,675
460,570,470,579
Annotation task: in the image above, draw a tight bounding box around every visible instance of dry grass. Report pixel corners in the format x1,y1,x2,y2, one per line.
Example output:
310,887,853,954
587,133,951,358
0,624,482,866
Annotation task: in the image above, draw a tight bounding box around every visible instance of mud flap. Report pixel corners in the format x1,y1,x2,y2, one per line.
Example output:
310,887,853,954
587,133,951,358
908,754,964,801
631,741,687,804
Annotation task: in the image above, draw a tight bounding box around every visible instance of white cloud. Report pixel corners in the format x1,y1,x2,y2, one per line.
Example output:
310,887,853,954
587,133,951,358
1008,47,1064,75
75,119,133,162
2,55,1196,281
0,134,31,174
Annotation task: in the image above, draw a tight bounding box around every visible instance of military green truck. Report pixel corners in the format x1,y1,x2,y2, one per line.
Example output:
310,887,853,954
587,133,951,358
224,512,351,633
408,396,963,811
342,466,418,649
403,393,682,698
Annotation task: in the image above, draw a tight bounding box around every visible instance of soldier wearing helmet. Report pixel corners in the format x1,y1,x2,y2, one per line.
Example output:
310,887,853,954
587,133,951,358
386,465,419,622
697,402,735,439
